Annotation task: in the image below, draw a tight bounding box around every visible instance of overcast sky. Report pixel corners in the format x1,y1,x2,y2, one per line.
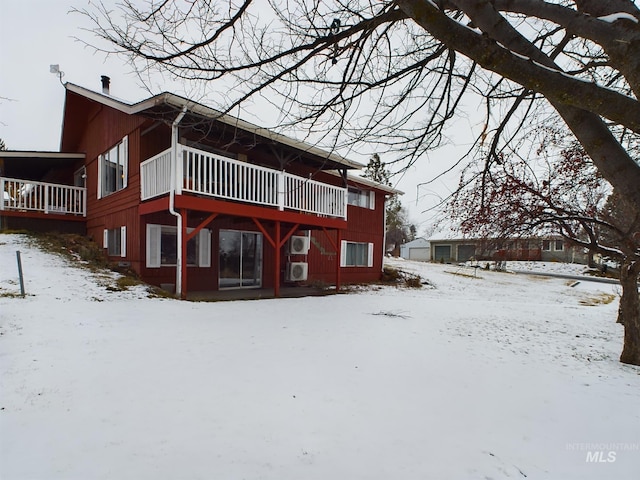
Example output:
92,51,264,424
0,1,151,151
0,1,472,233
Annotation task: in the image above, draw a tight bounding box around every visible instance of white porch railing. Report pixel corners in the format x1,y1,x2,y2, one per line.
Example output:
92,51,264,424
182,145,280,207
283,172,345,218
1,177,86,216
141,145,347,219
140,148,172,200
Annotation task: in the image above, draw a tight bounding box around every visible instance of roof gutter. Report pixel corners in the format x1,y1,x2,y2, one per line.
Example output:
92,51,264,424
170,106,188,298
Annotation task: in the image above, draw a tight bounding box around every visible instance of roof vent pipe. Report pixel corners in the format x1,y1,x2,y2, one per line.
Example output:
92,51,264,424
101,75,110,95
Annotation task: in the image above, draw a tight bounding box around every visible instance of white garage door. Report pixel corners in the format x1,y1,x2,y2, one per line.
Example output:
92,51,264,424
409,248,430,261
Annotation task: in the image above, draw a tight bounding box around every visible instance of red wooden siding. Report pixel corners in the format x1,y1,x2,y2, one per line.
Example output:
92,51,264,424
305,188,386,284
58,88,391,294
62,91,146,267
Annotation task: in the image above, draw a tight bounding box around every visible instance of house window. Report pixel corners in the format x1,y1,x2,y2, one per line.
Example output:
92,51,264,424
347,188,374,209
98,136,128,198
340,241,374,267
542,240,551,251
103,226,126,258
161,227,198,266
146,224,211,268
555,240,564,251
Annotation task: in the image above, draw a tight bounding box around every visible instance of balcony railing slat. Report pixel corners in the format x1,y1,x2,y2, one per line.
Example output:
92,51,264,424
1,177,86,216
140,144,347,219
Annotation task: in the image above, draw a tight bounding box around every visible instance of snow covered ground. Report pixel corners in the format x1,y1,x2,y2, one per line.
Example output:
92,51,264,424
1,234,639,479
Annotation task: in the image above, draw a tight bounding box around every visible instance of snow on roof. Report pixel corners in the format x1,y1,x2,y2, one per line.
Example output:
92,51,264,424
401,237,430,248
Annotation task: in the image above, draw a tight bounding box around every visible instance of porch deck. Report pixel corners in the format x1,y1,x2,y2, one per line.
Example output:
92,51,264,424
186,285,340,302
1,177,86,217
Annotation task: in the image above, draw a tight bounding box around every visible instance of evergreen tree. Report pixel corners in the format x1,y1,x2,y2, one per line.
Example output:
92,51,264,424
363,153,390,186
363,154,416,254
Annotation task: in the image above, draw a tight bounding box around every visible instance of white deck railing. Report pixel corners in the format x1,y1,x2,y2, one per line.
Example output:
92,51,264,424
1,177,86,216
283,172,345,218
141,145,347,219
140,149,172,200
182,146,280,207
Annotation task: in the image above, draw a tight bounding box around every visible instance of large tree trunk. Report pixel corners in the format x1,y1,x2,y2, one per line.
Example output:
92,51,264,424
618,260,640,365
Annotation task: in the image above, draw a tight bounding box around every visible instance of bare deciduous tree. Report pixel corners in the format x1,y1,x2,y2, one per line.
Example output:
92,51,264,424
448,140,640,364
76,0,640,364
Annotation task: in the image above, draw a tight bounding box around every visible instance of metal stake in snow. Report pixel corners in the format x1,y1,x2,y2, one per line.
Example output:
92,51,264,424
16,250,25,297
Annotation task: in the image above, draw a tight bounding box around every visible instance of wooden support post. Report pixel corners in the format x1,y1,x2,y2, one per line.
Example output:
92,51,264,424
180,208,188,299
274,221,281,298
336,229,342,292
321,227,343,293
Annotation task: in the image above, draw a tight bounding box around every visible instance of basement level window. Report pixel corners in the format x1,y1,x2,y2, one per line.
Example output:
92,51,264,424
340,241,374,267
103,227,126,258
146,224,211,268
160,227,198,266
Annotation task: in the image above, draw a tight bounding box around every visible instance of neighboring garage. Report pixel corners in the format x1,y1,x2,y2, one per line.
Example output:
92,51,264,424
432,244,452,263
399,238,431,261
457,244,476,262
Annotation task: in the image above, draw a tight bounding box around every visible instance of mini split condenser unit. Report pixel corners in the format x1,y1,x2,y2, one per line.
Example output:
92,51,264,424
286,262,308,282
288,235,310,254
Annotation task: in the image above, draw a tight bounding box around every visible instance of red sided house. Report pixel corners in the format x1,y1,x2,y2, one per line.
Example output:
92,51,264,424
0,81,398,298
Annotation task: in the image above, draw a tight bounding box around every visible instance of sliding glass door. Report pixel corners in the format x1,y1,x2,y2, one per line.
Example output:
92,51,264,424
219,230,263,288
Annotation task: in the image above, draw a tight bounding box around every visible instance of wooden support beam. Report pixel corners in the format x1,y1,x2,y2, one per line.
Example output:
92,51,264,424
180,208,188,300
321,226,338,251
274,221,281,298
175,195,347,229
186,212,218,242
336,228,342,292
139,196,170,215
321,226,342,292
252,218,301,249
252,218,275,247
279,223,300,249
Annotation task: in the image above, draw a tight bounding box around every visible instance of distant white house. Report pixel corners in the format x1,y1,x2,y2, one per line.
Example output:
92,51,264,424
399,238,431,261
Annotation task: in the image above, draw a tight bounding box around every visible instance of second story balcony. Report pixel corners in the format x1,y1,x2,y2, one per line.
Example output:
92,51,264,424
141,144,348,220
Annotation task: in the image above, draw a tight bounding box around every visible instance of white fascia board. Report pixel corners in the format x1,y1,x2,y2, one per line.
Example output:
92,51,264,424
323,170,402,195
0,151,85,159
346,174,403,195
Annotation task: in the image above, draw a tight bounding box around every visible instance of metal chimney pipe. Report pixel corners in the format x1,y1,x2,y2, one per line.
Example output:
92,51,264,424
101,75,111,95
